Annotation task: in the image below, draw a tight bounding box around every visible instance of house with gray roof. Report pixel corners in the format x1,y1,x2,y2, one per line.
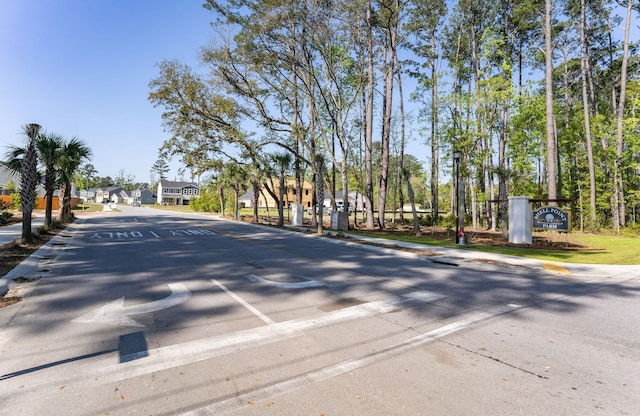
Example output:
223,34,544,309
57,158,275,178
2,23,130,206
157,180,199,205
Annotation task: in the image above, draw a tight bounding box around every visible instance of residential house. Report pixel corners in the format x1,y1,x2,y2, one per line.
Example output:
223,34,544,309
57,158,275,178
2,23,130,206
132,188,155,205
247,180,314,210
0,170,46,196
0,170,14,195
157,180,199,205
240,182,365,213
95,187,124,203
324,191,364,212
78,188,98,203
118,189,134,204
238,190,255,208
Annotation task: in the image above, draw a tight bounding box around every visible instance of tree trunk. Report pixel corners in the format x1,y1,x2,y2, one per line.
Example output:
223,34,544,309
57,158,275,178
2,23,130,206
219,188,225,217
56,184,71,223
395,52,406,223
430,30,439,224
316,157,325,235
580,0,597,230
233,186,239,220
364,0,375,230
19,124,41,243
44,188,54,229
377,0,398,229
544,0,557,201
405,168,420,236
277,174,285,227
252,180,260,223
613,0,632,229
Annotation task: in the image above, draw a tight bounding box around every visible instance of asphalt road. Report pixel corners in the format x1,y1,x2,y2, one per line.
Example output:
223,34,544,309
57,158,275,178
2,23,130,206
1,207,639,415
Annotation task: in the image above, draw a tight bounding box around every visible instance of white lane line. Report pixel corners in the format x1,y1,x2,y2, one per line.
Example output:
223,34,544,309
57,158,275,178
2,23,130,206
180,303,522,416
211,279,275,325
5,290,445,393
150,231,160,238
246,274,325,289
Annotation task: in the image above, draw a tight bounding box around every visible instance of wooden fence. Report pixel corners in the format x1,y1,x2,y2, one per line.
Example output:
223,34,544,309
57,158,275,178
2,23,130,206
0,195,78,210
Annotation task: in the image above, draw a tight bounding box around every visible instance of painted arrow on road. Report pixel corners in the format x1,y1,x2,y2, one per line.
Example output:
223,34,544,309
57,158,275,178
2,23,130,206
73,283,191,327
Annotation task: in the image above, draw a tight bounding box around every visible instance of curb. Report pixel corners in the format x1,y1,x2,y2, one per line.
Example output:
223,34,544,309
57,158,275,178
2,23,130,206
0,218,78,297
0,240,59,297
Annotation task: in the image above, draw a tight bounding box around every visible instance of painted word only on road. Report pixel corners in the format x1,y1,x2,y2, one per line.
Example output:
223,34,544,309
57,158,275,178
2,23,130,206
89,229,216,239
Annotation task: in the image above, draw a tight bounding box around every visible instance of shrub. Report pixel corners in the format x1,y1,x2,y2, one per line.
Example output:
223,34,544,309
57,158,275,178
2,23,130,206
11,192,21,209
0,211,13,225
189,193,221,212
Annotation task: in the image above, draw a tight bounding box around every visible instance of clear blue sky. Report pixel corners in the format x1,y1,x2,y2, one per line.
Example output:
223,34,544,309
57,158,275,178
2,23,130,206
0,0,213,184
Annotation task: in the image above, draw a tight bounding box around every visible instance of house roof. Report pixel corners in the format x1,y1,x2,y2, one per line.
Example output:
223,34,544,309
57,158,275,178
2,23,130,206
0,170,46,195
96,186,123,193
159,179,198,188
239,191,254,200
0,169,18,188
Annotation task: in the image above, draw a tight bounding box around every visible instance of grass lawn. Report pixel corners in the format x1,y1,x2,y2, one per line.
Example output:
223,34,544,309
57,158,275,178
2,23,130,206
458,235,640,265
73,203,108,212
349,231,640,265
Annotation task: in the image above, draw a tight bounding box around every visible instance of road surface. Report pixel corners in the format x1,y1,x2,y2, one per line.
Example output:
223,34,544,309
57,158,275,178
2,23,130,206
1,207,638,415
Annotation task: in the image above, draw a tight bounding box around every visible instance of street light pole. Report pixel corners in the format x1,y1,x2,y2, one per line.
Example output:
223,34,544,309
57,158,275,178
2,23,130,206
453,150,461,244
458,167,465,245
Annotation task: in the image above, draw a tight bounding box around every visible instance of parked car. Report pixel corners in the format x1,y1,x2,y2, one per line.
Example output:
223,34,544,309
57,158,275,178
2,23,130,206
336,202,354,213
132,201,141,207
306,204,332,215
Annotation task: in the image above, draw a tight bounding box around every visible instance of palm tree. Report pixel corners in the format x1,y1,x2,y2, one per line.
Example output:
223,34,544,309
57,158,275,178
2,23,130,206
56,138,91,222
1,124,42,243
36,133,63,229
247,159,266,223
271,152,292,227
222,163,247,219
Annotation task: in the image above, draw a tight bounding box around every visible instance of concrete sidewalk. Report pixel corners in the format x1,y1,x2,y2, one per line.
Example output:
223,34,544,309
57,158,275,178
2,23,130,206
0,215,45,248
1,214,47,296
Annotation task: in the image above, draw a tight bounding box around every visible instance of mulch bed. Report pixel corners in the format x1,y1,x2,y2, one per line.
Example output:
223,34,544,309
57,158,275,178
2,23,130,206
348,224,591,251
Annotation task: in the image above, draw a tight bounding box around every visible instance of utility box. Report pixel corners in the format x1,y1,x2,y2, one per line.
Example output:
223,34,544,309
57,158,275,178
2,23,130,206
509,196,532,244
331,211,349,231
291,203,304,226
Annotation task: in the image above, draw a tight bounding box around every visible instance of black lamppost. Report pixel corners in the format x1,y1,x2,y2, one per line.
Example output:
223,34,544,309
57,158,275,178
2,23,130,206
453,150,461,244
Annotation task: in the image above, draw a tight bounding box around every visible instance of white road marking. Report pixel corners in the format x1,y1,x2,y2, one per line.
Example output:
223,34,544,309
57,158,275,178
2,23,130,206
150,231,160,238
211,279,276,324
9,290,446,393
72,283,191,327
180,303,522,416
246,274,325,289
